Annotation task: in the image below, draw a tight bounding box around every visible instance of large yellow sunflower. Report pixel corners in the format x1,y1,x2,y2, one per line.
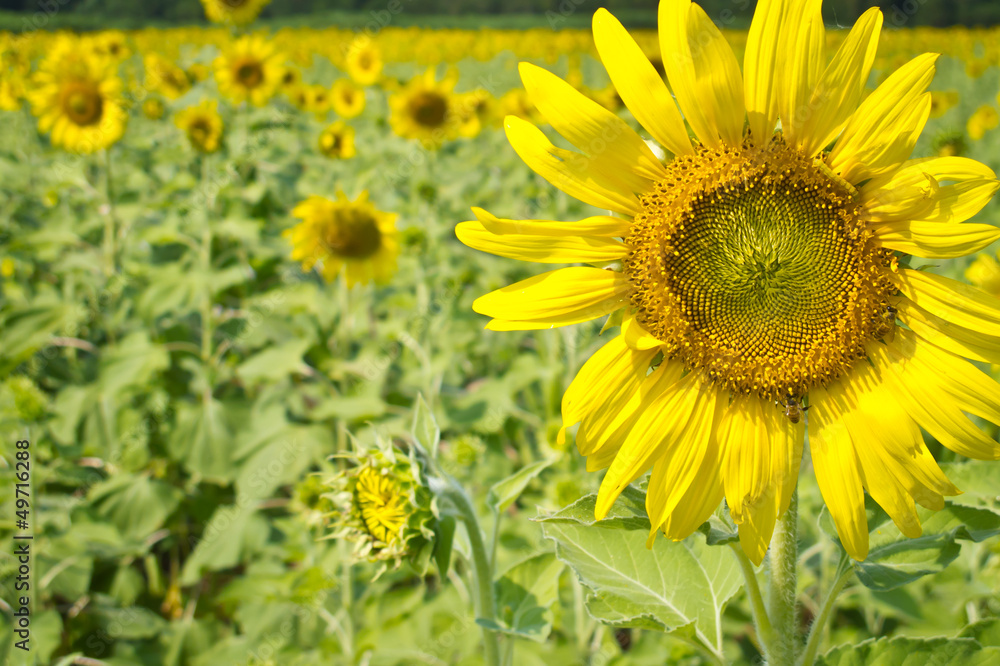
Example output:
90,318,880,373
213,35,283,107
457,1,1000,565
285,192,398,287
199,0,271,26
29,39,127,154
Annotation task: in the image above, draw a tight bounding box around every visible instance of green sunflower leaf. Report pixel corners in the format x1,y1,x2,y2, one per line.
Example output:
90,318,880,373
411,392,441,459
486,456,555,514
822,496,1000,590
479,552,565,642
537,492,741,657
817,636,1000,665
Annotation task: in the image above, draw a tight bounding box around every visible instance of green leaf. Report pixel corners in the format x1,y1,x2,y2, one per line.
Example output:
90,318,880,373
818,636,1000,665
939,462,1000,507
486,457,555,514
96,331,169,398
411,393,440,459
180,503,267,585
0,297,78,370
960,618,1000,647
89,473,183,540
840,497,1000,591
538,493,741,655
236,339,310,384
480,552,565,642
168,397,233,483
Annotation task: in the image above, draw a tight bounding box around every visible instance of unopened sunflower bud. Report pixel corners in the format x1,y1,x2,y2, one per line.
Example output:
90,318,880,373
325,444,437,574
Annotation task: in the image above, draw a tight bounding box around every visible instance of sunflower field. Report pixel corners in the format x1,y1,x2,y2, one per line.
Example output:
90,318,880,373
6,0,1000,664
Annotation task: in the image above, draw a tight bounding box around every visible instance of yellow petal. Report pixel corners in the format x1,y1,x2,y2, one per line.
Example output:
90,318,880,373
808,386,869,561
592,8,692,157
868,336,1000,461
894,268,1000,337
658,0,745,147
776,0,824,147
596,368,703,519
828,53,938,184
519,62,666,185
647,385,725,544
874,220,1000,258
797,8,883,157
505,116,639,216
833,366,956,533
562,335,657,431
861,157,997,223
456,220,628,264
719,395,776,564
898,300,1000,365
474,267,628,330
578,360,681,459
472,207,631,238
743,0,785,143
622,315,663,351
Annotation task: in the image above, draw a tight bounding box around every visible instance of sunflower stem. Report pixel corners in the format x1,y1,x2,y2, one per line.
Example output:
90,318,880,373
102,148,117,277
798,558,853,666
766,489,800,665
447,483,501,666
199,155,215,368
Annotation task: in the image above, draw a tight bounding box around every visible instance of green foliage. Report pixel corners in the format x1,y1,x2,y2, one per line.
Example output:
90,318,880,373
538,492,742,662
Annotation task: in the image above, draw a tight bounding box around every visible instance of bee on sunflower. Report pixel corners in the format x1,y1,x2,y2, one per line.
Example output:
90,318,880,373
318,121,356,160
174,100,225,153
285,191,398,287
199,0,271,26
458,1,1000,565
389,68,461,148
213,35,283,107
29,37,127,154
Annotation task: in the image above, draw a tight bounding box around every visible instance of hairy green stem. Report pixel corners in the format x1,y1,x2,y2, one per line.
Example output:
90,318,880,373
449,485,501,666
767,490,800,665
799,560,853,666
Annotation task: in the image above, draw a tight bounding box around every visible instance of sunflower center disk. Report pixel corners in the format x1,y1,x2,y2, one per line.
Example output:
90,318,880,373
62,85,103,126
409,92,448,128
235,61,264,88
625,142,896,401
321,211,382,259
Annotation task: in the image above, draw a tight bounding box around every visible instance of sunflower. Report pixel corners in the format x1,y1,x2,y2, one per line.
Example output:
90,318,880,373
457,2,1000,565
142,97,165,120
345,40,383,87
389,68,460,148
199,0,271,26
174,100,224,153
29,39,127,154
968,105,999,141
214,35,283,107
144,53,191,101
318,121,356,160
331,78,365,119
285,192,398,286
